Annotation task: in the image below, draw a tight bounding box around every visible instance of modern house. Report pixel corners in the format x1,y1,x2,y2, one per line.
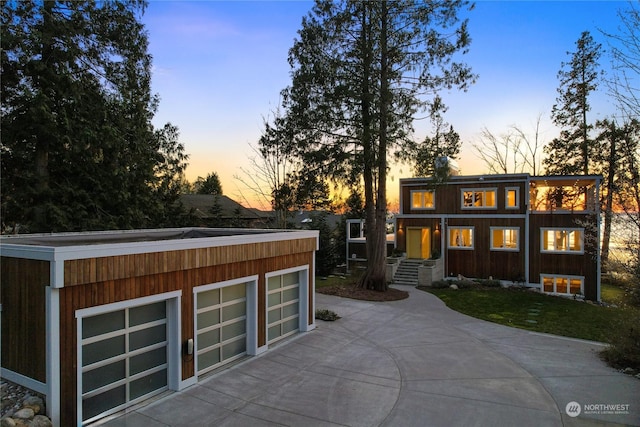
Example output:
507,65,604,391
0,227,318,426
394,173,601,300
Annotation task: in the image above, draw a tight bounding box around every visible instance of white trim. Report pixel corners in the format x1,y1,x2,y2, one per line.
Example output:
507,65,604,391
540,273,584,296
505,187,520,209
409,189,435,210
396,213,526,220
46,286,61,426
0,369,47,394
540,227,585,254
75,291,181,318
0,228,319,264
447,226,475,250
461,188,498,209
489,226,520,252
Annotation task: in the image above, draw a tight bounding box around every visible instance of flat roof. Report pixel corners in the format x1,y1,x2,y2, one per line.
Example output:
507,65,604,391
0,227,284,247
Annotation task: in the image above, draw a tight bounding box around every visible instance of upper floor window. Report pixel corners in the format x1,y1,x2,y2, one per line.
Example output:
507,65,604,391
491,227,519,251
448,226,474,249
505,187,519,209
462,189,496,209
541,228,583,253
411,190,435,209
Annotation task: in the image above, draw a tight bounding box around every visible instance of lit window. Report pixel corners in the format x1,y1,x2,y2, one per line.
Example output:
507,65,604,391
491,227,519,251
541,275,584,295
411,190,435,209
541,228,583,253
462,189,497,208
506,187,519,209
448,227,474,249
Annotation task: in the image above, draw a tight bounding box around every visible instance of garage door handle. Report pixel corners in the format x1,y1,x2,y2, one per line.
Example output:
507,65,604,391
187,338,194,355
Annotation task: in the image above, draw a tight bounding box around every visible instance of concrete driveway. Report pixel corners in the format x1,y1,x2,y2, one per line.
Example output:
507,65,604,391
102,287,640,426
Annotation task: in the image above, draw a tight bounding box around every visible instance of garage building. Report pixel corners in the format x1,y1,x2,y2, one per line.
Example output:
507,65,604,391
0,227,318,426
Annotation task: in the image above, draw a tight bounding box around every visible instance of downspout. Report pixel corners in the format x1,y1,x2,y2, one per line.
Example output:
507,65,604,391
596,178,602,302
525,176,530,286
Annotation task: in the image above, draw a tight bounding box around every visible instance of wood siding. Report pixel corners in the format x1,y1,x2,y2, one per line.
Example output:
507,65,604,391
529,213,599,300
57,248,315,427
63,238,317,286
0,257,49,383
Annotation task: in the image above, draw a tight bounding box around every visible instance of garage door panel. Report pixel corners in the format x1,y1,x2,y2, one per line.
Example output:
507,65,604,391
198,289,220,308
282,303,298,318
130,324,166,350
198,329,220,349
222,283,245,302
221,320,245,341
130,347,166,376
83,335,125,366
222,339,245,359
198,349,221,369
130,301,165,326
197,308,220,329
222,302,245,321
83,385,126,421
267,271,301,344
83,360,126,393
282,318,298,335
82,311,125,339
130,369,167,400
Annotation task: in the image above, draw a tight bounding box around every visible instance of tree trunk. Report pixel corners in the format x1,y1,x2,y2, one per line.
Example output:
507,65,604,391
601,125,617,269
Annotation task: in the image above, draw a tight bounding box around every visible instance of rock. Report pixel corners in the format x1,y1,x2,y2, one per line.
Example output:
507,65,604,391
635,373,640,380
11,408,33,420
623,367,635,375
22,397,43,415
30,415,52,427
0,417,16,427
449,284,458,290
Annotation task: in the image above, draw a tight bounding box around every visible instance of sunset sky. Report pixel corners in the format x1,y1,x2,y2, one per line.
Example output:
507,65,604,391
144,1,626,209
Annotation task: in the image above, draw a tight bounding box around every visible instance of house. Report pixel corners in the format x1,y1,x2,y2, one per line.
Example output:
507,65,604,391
0,227,318,426
180,194,271,228
394,173,601,300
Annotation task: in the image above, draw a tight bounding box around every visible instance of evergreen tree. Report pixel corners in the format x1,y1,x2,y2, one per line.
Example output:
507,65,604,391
194,172,223,195
276,0,475,290
1,0,188,232
544,31,602,175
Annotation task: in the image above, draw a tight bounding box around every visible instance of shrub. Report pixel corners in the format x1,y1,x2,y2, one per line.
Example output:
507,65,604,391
475,279,502,288
601,308,640,371
315,309,341,321
431,280,452,289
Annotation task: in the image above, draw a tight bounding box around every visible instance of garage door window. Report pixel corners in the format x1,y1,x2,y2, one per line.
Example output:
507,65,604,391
267,272,300,344
79,301,168,424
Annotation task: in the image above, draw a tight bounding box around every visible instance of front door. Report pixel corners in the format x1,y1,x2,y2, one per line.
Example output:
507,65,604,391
407,228,431,259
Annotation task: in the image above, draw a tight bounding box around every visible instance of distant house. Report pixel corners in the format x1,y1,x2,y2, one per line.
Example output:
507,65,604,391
180,194,270,228
0,227,318,426
395,173,602,300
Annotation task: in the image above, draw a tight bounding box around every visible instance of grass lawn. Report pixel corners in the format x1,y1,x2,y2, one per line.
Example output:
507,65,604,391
316,275,353,289
420,287,628,343
601,282,626,306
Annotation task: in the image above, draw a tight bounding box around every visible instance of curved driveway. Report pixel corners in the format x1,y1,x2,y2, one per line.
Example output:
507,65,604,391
104,287,640,427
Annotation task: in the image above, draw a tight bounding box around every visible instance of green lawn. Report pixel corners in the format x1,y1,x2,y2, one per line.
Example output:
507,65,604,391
601,282,626,306
421,287,627,343
315,275,354,289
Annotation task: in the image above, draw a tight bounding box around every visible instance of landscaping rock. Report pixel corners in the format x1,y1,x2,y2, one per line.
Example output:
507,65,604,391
449,284,458,290
22,397,43,415
11,409,33,421
30,415,52,427
0,417,16,427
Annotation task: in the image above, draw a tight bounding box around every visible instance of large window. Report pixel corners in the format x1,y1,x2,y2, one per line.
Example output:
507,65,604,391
541,274,583,295
448,227,474,249
505,187,519,209
462,189,496,209
541,228,583,253
411,190,435,209
491,227,519,251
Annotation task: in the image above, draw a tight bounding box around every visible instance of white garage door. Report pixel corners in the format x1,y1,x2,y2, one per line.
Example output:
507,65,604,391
196,283,247,376
267,271,300,344
79,301,168,424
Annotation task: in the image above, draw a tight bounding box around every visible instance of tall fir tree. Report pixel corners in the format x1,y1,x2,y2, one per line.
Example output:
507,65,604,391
275,0,475,290
544,31,602,176
1,0,188,232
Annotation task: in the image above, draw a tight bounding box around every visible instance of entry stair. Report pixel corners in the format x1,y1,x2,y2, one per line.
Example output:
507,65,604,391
392,259,422,286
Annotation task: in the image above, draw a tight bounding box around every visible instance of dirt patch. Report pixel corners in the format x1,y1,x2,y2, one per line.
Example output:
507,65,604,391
317,284,409,301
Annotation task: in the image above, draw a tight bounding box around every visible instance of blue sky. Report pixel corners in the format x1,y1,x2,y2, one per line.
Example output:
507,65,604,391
144,1,626,206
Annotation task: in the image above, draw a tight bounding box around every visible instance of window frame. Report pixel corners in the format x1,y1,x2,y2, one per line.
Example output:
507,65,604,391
448,226,475,250
461,188,497,209
490,226,520,251
540,227,584,254
410,189,435,210
540,274,584,295
505,187,520,209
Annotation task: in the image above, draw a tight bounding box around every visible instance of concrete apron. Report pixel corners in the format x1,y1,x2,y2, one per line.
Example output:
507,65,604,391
102,287,640,427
